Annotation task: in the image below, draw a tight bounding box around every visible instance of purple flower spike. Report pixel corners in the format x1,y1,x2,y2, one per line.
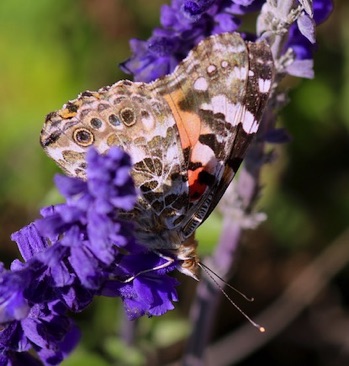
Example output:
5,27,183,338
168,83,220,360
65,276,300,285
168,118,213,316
5,147,152,363
6,145,184,363
121,0,264,82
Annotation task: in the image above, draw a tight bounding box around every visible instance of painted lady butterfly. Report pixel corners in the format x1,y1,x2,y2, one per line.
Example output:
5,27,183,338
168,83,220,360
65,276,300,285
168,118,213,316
41,32,274,280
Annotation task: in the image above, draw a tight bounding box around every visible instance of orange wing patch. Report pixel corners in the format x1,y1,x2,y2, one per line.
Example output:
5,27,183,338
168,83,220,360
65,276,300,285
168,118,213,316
164,90,218,202
188,167,208,201
163,90,201,150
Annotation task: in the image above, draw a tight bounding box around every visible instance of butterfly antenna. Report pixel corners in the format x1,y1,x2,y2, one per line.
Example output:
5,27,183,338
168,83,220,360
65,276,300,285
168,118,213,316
199,262,254,301
198,262,265,333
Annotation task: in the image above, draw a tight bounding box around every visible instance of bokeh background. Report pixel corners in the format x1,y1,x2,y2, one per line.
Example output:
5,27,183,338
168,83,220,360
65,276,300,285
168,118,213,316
0,1,348,365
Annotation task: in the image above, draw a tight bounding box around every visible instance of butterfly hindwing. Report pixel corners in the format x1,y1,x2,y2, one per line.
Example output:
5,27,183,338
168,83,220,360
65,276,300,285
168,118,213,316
41,80,192,231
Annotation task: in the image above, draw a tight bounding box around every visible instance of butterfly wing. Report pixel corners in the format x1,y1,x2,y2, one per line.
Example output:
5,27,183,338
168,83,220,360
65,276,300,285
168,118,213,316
196,40,274,226
150,33,274,239
41,32,274,253
41,79,193,237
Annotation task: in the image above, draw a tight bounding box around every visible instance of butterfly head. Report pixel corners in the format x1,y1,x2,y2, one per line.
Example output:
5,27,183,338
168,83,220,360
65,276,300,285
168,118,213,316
175,234,199,280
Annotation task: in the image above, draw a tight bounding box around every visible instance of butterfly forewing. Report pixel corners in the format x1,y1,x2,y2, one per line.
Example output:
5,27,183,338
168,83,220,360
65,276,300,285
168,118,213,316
196,38,274,229
149,34,274,238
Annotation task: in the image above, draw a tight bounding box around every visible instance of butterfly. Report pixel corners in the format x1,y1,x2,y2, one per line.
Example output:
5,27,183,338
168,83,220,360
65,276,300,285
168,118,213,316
40,32,274,280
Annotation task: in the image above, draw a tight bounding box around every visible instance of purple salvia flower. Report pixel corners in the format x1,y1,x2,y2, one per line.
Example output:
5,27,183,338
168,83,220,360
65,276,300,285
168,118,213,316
0,265,31,323
181,0,217,21
0,302,80,366
3,146,182,364
121,0,264,82
102,251,178,319
33,148,138,286
20,302,79,365
0,264,80,366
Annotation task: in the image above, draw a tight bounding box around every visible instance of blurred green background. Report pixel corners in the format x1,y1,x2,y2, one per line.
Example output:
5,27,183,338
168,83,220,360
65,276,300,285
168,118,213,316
1,1,348,365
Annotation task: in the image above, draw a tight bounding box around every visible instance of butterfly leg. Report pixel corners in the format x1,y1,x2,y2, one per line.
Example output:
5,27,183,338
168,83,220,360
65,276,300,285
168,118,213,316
117,252,176,283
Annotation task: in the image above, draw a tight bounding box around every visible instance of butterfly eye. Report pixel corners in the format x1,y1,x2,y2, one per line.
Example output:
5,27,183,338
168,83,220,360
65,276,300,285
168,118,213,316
73,128,94,147
120,107,136,126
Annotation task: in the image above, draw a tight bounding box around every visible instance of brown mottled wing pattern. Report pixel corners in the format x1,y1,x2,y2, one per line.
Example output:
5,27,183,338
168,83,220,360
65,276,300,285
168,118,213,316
149,33,274,240
41,81,191,240
196,40,274,226
188,38,274,232
41,32,274,253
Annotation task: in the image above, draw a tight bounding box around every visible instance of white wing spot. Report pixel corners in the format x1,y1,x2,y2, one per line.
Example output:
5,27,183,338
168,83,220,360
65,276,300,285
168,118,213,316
258,78,271,93
193,77,208,91
207,64,217,75
230,44,246,53
242,109,258,133
233,66,248,80
221,60,229,68
201,95,241,127
201,95,259,134
191,142,215,166
141,112,155,131
248,70,255,76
